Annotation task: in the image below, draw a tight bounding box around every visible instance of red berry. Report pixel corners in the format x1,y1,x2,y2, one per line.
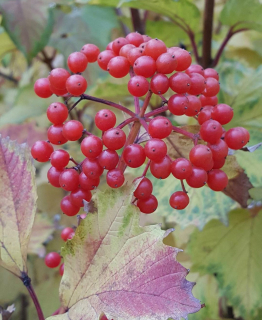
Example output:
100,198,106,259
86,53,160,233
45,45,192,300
81,135,103,159
126,32,144,47
211,104,234,125
67,52,88,73
95,109,116,131
48,125,68,145
133,56,156,78
142,35,152,42
47,102,68,125
171,158,193,180
49,68,70,90
31,141,54,162
119,44,135,57
106,169,125,188
169,72,191,94
148,116,172,139
150,73,169,94
224,127,250,150
82,158,103,179
185,64,204,77
134,177,153,200
62,120,83,141
97,50,116,70
208,139,228,161
106,42,113,50
50,85,68,97
169,191,189,210
198,106,213,125
213,157,226,169
50,150,70,169
61,227,75,241
189,144,213,171
200,120,223,144
102,128,126,150
144,138,167,162
47,166,63,187
66,75,87,96
204,68,219,80
79,172,100,190
81,44,100,62
137,195,158,214
144,39,167,60
202,77,220,97
59,263,64,276
127,48,144,66
199,95,218,107
186,167,207,188
59,169,79,191
34,78,52,98
70,188,92,207
156,53,177,74
45,252,61,268
60,195,80,216
185,95,201,116
112,37,129,54
170,48,192,71
98,149,119,170
123,144,146,168
128,75,149,97
188,73,206,95
107,56,130,78
150,156,171,179
168,94,189,116
207,169,228,191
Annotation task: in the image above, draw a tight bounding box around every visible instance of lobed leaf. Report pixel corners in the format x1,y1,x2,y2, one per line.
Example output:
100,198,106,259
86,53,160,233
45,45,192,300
47,183,201,320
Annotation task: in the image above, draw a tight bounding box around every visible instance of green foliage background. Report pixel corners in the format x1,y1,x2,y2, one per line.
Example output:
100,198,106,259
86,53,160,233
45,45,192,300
0,0,262,319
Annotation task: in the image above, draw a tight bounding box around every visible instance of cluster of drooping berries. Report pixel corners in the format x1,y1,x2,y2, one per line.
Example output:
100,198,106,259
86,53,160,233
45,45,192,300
31,31,250,216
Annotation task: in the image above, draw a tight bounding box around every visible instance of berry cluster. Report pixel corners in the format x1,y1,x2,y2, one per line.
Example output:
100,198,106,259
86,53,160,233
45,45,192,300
32,31,250,217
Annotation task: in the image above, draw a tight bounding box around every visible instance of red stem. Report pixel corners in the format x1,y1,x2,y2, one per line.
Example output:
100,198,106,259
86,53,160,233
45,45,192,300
139,91,153,116
188,31,200,63
117,117,137,129
145,105,169,118
27,284,44,320
142,160,151,176
181,180,187,193
172,126,195,140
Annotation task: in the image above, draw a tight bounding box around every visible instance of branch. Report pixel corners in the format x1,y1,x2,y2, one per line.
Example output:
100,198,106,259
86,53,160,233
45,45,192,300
0,71,19,84
144,105,169,118
202,0,215,68
130,8,145,34
172,125,195,140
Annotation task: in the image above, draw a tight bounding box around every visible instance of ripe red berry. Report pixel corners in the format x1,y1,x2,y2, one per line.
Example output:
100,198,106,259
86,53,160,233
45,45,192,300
70,188,92,207
133,56,156,78
59,169,79,191
145,138,167,162
47,102,68,125
156,53,177,74
50,150,70,169
198,106,213,125
81,135,103,159
137,195,158,214
128,75,149,97
31,140,54,162
148,116,172,139
208,139,228,161
97,50,116,70
119,44,135,57
66,75,87,96
60,195,80,216
185,64,204,77
224,127,250,150
144,39,167,60
127,48,144,65
169,191,189,210
202,77,220,97
59,263,64,276
48,125,68,145
185,95,201,116
34,78,52,98
188,73,206,95
67,52,88,73
171,158,192,180
134,177,153,200
189,144,213,171
200,120,223,144
106,42,113,50
213,157,226,169
150,73,169,94
50,85,68,97
102,128,126,150
107,56,130,78
123,144,146,168
47,166,63,187
95,109,116,131
82,157,103,179
49,68,70,90
45,252,61,268
98,149,119,170
211,104,234,125
207,169,228,191
106,169,125,188
199,95,218,107
112,37,129,54
168,94,189,116
142,35,152,42
186,167,207,188
61,227,75,241
126,32,144,47
169,72,191,94
150,156,171,179
62,120,83,141
204,68,219,80
170,48,192,71
79,172,100,190
81,44,100,62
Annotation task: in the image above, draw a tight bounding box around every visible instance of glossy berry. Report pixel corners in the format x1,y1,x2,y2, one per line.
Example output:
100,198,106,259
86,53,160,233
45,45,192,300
142,35,152,42
60,195,80,216
48,125,68,145
70,188,92,207
34,78,52,98
128,76,149,97
204,68,219,80
79,172,100,190
62,120,83,141
112,37,129,54
134,177,153,200
50,150,70,169
211,104,234,125
50,85,68,96
47,102,68,125
95,109,116,131
156,53,177,74
171,158,192,180
150,73,169,94
123,144,146,168
199,95,218,107
137,195,158,214
208,139,228,161
188,73,206,95
185,64,205,76
45,252,61,268
102,128,126,150
207,169,228,191
106,169,125,188
98,149,119,170
202,77,220,97
169,72,191,94
81,43,100,62
169,191,189,210
213,157,226,169
59,169,79,191
198,106,213,125
148,116,172,139
170,48,192,71
61,227,75,241
97,50,116,70
186,167,207,188
185,95,201,116
59,263,64,276
81,135,103,159
144,138,167,162
47,166,63,188
150,156,171,179
200,120,223,144
168,94,189,116
66,75,87,96
67,52,88,73
144,39,167,60
119,44,136,57
126,32,144,47
82,158,103,179
189,144,213,171
107,56,130,78
31,141,54,162
133,56,156,78
127,48,144,66
49,68,70,90
224,127,250,150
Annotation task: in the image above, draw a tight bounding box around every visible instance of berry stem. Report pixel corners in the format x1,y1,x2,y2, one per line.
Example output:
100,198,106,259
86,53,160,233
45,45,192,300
139,91,153,117
181,180,187,193
70,157,79,166
68,97,83,112
140,118,149,133
81,94,136,117
144,105,169,118
117,117,137,129
142,160,151,176
172,126,195,140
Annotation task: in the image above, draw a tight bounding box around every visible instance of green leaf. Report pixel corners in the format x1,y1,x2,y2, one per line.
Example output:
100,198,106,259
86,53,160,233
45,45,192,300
0,0,54,62
220,0,262,32
249,187,262,201
0,27,16,58
188,209,262,319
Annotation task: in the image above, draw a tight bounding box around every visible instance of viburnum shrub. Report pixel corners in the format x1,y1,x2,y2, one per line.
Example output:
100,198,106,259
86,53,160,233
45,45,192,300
32,32,249,273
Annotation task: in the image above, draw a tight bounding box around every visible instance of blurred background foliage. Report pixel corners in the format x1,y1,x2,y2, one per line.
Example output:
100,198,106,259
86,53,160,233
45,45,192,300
0,0,262,319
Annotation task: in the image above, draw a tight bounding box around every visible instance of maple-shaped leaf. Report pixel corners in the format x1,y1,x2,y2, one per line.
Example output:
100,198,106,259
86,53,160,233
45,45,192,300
188,208,262,319
47,183,201,320
0,136,37,277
